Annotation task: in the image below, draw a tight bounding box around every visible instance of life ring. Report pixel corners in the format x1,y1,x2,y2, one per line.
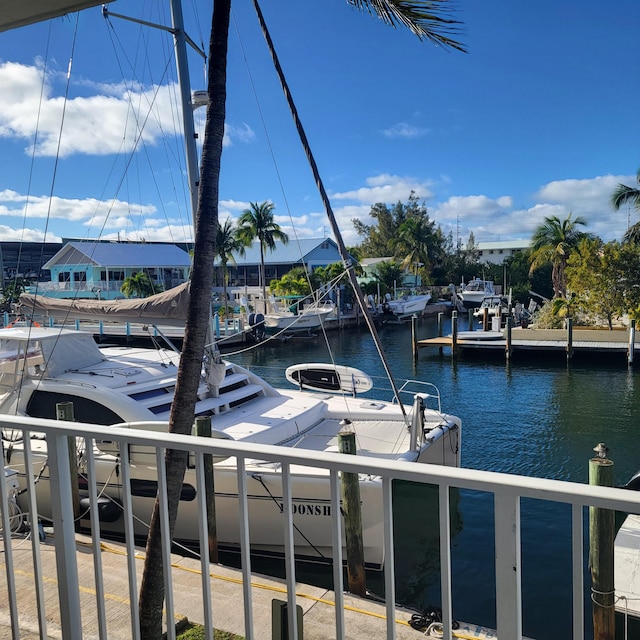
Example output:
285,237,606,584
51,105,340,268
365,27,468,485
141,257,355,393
5,323,13,328
33,322,41,327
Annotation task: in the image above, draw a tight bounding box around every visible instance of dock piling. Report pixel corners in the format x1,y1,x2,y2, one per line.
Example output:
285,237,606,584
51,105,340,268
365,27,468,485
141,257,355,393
629,319,636,365
451,311,458,357
194,416,218,563
566,318,574,360
338,422,366,597
56,402,80,531
589,443,615,640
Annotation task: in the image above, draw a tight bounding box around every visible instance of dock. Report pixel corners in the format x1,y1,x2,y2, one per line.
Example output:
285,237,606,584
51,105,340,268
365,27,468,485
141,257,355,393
0,532,519,640
417,319,639,364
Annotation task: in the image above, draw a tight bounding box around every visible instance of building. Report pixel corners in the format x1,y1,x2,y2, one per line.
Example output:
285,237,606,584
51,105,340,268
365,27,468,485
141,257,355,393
36,241,191,299
358,257,421,289
0,241,63,285
476,240,530,265
216,237,351,289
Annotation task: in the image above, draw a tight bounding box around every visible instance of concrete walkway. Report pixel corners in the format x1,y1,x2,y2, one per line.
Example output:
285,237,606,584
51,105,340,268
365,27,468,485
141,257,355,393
0,533,509,639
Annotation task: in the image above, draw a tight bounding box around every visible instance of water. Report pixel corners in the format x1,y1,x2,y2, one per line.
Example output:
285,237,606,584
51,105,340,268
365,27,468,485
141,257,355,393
221,316,640,639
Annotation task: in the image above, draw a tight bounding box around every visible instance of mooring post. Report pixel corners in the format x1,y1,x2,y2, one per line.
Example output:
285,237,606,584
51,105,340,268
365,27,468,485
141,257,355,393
482,306,489,332
338,421,366,596
628,319,636,365
411,314,418,364
505,316,513,361
195,415,218,563
56,401,80,531
468,308,474,331
437,312,444,355
566,317,573,360
589,443,615,640
451,311,458,357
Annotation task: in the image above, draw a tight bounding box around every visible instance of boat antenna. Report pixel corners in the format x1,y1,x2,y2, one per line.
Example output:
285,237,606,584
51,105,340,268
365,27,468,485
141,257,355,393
251,0,408,421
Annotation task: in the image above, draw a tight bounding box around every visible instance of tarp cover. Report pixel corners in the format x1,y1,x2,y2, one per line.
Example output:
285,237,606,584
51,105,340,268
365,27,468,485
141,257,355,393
19,282,191,327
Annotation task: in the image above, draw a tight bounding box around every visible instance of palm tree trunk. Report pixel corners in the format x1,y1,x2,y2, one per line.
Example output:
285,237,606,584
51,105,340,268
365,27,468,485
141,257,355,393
138,1,230,637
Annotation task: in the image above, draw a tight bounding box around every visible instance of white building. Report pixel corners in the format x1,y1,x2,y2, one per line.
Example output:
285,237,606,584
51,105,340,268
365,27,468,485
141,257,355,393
476,240,530,265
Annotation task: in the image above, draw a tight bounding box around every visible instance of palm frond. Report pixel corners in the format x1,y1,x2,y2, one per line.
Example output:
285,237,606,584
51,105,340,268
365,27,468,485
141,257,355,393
347,0,466,52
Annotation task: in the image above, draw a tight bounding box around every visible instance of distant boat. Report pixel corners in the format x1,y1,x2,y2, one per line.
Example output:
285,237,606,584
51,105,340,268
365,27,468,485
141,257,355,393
379,292,432,321
262,295,334,335
459,279,496,308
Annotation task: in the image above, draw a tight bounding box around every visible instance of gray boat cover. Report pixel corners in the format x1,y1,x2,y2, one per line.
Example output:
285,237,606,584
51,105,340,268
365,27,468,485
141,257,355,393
18,282,191,327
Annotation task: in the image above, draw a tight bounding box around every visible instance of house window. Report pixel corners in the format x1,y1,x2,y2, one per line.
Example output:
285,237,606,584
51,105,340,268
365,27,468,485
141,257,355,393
58,272,71,282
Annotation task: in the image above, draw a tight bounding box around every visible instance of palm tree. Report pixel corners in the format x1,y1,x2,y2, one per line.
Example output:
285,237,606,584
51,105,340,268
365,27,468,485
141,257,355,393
611,167,640,243
138,2,464,637
215,217,245,316
529,213,589,299
120,271,157,298
395,214,438,283
236,201,289,309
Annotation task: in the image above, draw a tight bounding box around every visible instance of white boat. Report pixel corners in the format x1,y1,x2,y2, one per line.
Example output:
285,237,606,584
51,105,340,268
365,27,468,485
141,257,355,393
262,295,334,335
459,279,496,308
472,294,511,328
1,0,462,571
1,325,461,569
379,292,432,321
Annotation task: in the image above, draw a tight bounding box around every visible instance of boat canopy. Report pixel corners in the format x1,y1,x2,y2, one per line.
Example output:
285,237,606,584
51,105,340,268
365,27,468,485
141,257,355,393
18,282,191,327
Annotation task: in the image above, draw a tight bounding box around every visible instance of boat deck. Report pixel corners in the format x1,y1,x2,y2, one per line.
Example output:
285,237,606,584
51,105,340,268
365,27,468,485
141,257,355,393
615,514,640,618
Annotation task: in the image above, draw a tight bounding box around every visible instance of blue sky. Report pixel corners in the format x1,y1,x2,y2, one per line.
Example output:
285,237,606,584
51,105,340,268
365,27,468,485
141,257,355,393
0,0,638,250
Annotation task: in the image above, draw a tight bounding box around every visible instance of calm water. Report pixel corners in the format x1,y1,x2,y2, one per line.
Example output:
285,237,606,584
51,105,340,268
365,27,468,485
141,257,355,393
221,316,640,640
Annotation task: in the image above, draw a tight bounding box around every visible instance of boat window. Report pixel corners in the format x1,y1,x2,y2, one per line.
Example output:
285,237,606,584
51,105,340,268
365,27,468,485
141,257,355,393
26,390,125,425
0,340,45,390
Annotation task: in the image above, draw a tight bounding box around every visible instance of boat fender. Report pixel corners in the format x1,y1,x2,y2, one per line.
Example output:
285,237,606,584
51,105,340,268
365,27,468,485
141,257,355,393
79,496,122,523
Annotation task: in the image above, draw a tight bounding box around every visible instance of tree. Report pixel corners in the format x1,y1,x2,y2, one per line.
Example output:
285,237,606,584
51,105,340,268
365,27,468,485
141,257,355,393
236,201,289,308
120,271,157,298
611,167,640,243
528,213,590,299
373,259,405,294
215,217,245,316
137,2,464,637
566,238,640,328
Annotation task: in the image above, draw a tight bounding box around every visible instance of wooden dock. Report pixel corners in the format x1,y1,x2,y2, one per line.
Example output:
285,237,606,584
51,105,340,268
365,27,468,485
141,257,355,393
416,317,639,364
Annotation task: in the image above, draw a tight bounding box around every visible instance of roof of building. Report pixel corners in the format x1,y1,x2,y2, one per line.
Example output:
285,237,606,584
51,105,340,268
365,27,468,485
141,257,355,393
226,237,345,266
476,240,531,251
44,241,192,270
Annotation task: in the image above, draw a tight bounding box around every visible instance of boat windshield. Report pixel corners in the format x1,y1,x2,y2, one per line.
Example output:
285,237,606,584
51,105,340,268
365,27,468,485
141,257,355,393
0,339,45,391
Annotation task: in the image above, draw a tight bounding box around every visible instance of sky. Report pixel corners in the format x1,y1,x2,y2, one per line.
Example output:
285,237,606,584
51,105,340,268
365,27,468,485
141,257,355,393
0,0,638,252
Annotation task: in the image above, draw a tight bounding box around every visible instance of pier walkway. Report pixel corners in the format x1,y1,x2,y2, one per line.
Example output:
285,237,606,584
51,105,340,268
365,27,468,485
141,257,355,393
417,324,639,363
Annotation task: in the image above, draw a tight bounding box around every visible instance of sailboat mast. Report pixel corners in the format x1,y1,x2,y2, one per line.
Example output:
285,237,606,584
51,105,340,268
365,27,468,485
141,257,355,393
168,0,200,224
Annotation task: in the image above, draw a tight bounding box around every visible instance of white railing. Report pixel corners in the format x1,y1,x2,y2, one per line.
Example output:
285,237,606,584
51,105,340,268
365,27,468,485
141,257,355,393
2,414,640,640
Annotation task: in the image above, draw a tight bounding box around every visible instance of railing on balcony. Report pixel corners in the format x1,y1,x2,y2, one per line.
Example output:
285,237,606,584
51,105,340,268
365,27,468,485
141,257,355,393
2,415,640,640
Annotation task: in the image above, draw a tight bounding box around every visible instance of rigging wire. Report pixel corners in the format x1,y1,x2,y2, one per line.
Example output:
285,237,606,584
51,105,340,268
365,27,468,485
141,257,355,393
249,0,409,424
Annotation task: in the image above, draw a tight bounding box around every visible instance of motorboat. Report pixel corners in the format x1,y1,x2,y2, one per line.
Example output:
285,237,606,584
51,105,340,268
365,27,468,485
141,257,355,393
472,294,511,328
378,292,432,321
262,295,335,336
458,279,496,308
1,324,461,569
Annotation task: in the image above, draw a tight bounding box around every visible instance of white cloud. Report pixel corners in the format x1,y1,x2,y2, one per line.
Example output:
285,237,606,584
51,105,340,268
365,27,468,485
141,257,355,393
381,123,428,139
0,62,254,158
0,224,60,242
332,174,433,205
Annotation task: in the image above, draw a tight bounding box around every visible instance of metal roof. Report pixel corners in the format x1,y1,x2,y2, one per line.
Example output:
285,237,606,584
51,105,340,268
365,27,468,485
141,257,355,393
227,237,344,266
0,1,111,33
44,241,192,269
